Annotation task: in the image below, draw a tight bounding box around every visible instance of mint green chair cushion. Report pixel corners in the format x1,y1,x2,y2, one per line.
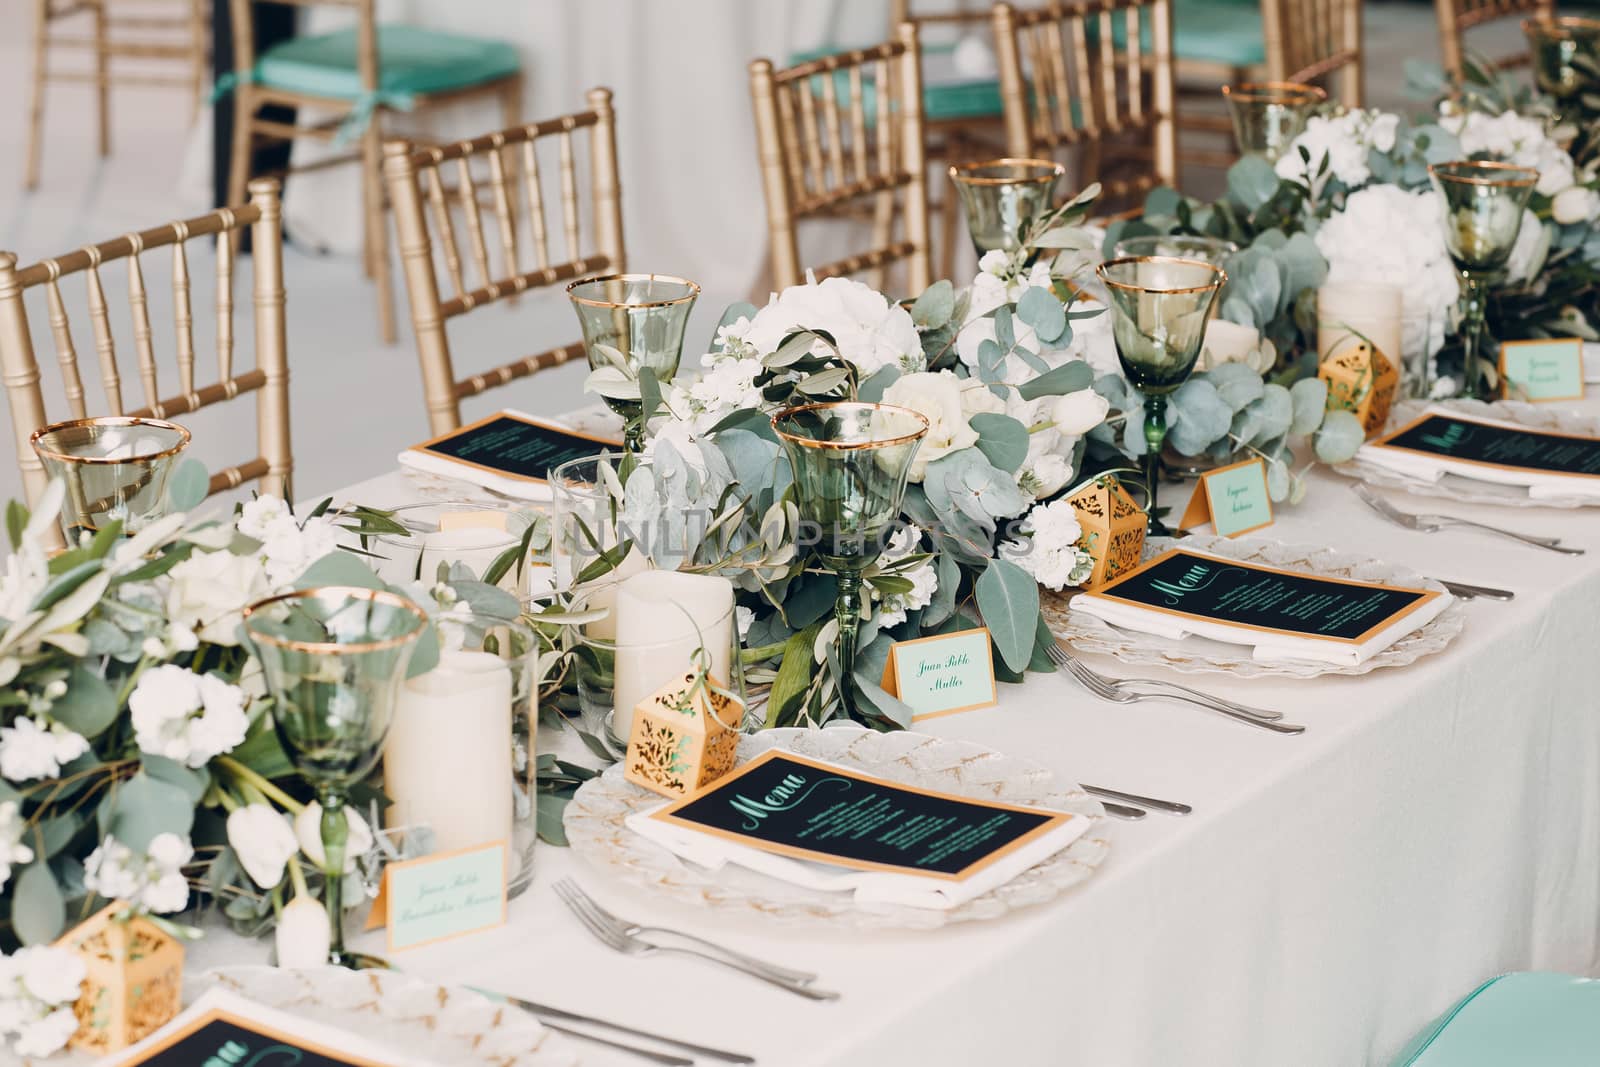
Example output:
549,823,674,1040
1171,0,1266,68
1391,973,1600,1066
787,43,1002,122
255,24,520,101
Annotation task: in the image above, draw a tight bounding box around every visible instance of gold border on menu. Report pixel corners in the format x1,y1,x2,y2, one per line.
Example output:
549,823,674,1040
412,411,623,485
1085,547,1442,647
1368,410,1600,479
114,1005,395,1067
1497,338,1586,403
650,749,1077,883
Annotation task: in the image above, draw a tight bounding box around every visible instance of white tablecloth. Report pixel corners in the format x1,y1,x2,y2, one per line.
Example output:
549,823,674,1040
173,432,1600,1067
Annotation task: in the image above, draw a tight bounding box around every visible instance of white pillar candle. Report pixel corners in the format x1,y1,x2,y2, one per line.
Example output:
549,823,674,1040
574,548,648,640
611,570,735,738
385,649,513,857
1317,282,1403,364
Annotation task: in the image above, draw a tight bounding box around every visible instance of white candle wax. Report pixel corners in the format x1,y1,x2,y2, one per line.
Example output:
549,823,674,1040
611,570,736,738
385,649,513,856
1317,282,1403,364
575,548,648,640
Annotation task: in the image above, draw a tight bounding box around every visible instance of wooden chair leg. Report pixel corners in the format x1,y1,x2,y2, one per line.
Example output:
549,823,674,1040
361,122,397,344
93,0,110,157
24,0,49,190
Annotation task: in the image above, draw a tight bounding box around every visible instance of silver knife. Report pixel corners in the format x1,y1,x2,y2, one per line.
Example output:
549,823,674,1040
1081,784,1193,816
1436,579,1515,602
487,991,757,1064
539,1022,694,1066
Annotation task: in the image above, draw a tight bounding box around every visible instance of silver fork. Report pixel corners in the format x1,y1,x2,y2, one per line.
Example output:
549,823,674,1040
1045,642,1284,722
1049,646,1306,735
1352,484,1583,555
553,880,840,1000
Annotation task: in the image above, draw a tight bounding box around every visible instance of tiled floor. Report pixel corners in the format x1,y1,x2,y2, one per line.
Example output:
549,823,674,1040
0,2,1523,508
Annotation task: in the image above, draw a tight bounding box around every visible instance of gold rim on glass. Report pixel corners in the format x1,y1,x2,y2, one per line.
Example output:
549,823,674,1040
240,586,429,654
565,273,702,308
1220,81,1327,106
948,158,1066,186
770,402,932,451
1523,15,1600,40
1096,256,1228,294
29,416,191,465
1428,160,1540,187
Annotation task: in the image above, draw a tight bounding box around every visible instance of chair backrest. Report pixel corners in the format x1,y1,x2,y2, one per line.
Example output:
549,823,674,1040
1263,0,1364,104
227,0,375,91
993,0,1177,205
747,23,932,296
383,89,626,436
0,179,292,509
1434,0,1554,79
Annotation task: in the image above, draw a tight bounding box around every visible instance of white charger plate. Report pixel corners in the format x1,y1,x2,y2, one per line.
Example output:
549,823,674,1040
1334,399,1600,510
1043,534,1466,679
564,727,1110,931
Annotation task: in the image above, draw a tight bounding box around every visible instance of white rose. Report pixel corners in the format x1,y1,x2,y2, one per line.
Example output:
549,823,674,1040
958,380,1007,418
1051,389,1111,435
275,895,332,968
294,803,374,874
226,803,299,888
879,371,979,482
166,549,271,645
743,276,922,374
1552,185,1600,225
1022,452,1073,499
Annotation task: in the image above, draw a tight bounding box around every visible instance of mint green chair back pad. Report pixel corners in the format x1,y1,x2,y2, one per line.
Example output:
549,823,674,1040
786,43,1002,121
1170,0,1266,67
1391,973,1600,1067
255,25,520,100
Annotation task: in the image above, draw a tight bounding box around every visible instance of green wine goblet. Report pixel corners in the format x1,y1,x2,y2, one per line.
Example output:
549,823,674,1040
1221,82,1326,163
241,586,429,970
772,403,928,720
1095,256,1227,535
948,158,1065,256
1428,161,1538,401
568,273,700,453
29,416,190,543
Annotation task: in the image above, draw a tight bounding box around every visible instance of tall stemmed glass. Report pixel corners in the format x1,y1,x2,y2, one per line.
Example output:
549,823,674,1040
568,274,700,453
772,403,927,719
948,159,1065,256
1221,82,1326,163
29,417,190,541
1111,234,1239,266
1428,161,1538,401
1095,257,1227,535
241,586,429,970
1525,17,1600,127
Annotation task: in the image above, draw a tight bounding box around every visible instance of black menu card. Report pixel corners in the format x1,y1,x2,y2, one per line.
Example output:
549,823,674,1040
114,1006,395,1066
1089,548,1439,644
651,750,1077,881
1371,411,1600,479
413,411,621,484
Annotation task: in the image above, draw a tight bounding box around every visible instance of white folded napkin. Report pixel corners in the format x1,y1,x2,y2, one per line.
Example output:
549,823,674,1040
1358,406,1600,502
1070,550,1453,666
1584,342,1599,384
625,798,1091,912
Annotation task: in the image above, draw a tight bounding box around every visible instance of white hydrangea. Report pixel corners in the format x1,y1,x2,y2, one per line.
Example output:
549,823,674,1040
663,345,765,435
1018,452,1074,502
1000,499,1095,591
1275,108,1400,192
82,832,193,914
742,275,923,375
1438,107,1580,198
0,945,86,1058
238,496,340,588
0,716,89,782
128,664,248,768
1315,185,1459,360
873,525,937,628
0,802,34,893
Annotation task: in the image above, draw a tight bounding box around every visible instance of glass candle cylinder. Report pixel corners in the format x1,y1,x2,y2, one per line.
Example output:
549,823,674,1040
372,500,551,596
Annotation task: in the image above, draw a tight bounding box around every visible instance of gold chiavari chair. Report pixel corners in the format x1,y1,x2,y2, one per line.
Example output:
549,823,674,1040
748,23,932,298
383,90,625,437
1264,0,1363,104
993,0,1178,213
1435,0,1554,80
225,0,525,345
0,179,292,512
24,0,209,190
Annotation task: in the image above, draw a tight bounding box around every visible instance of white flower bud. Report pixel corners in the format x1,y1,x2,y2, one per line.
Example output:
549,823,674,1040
1051,389,1111,435
294,803,374,874
275,895,332,969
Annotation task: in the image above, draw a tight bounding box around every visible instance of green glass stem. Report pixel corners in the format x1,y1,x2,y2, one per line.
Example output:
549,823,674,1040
623,419,647,455
1143,394,1171,536
318,787,351,967
834,569,865,718
1457,271,1492,402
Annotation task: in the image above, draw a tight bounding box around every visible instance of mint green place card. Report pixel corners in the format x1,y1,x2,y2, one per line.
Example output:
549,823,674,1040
1180,457,1274,538
881,627,998,721
1500,338,1585,401
384,840,506,953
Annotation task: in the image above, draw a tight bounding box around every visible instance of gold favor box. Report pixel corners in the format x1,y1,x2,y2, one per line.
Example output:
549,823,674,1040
58,903,184,1056
1067,475,1146,589
1320,339,1398,436
624,670,744,798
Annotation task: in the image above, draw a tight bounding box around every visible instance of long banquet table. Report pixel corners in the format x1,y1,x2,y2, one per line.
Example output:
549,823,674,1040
185,426,1600,1067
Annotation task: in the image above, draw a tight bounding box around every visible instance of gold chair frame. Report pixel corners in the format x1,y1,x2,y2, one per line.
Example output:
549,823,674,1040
226,0,524,345
25,0,209,190
1434,0,1554,79
383,90,625,437
748,23,933,297
0,179,292,512
994,0,1178,210
1266,0,1364,103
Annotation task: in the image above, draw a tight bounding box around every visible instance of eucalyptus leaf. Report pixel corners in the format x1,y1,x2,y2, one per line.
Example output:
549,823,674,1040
857,366,901,403
1226,155,1280,211
1018,360,1092,401
1016,286,1067,344
1313,409,1367,463
48,661,117,738
103,771,194,852
969,413,1030,473
1167,379,1233,456
12,861,65,944
975,558,1040,673
536,793,570,846
164,459,210,512
1206,363,1265,411
294,551,384,591
140,753,209,806
910,280,955,328
1289,377,1330,434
